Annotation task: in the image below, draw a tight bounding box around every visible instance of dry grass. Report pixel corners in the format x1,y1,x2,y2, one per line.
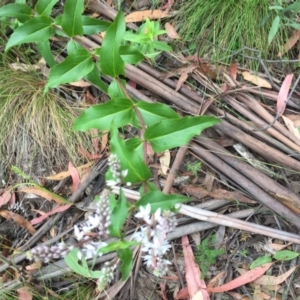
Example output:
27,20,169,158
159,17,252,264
0,66,94,174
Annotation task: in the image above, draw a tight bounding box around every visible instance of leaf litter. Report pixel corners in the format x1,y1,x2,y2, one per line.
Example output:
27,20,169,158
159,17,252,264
1,0,300,299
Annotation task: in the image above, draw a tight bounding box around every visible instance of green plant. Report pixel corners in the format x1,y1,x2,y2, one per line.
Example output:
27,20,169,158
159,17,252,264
195,235,225,279
250,250,299,269
124,18,172,61
265,0,300,44
1,0,220,289
186,161,202,176
240,249,248,257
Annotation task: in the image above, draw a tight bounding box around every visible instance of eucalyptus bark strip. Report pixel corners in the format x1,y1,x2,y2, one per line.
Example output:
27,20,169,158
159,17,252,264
224,94,300,153
213,119,300,172
210,105,299,157
195,135,300,209
190,143,300,229
238,93,300,147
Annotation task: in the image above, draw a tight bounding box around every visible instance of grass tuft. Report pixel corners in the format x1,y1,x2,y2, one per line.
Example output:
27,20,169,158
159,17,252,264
0,66,94,174
175,0,291,69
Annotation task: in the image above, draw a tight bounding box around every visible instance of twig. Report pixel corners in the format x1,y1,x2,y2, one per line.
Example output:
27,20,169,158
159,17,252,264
162,146,188,194
179,204,300,243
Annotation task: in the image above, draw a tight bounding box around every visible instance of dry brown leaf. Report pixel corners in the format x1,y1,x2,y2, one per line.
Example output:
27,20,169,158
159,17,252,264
278,30,300,57
202,170,215,192
229,61,238,80
191,232,201,245
196,63,217,79
207,271,226,289
0,210,36,234
227,292,250,300
165,22,179,39
9,63,39,72
20,186,71,205
101,131,109,152
25,260,42,271
44,162,93,180
192,290,204,300
253,266,297,286
125,10,170,23
159,150,170,175
17,287,32,300
282,115,300,139
181,185,256,204
69,79,91,87
207,263,274,293
284,114,300,126
242,71,272,89
276,74,294,115
268,242,292,251
176,64,197,91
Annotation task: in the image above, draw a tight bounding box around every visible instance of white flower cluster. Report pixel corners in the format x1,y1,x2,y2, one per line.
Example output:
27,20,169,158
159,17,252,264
28,189,111,263
97,262,116,292
106,154,130,187
133,204,177,277
73,189,111,260
28,243,73,263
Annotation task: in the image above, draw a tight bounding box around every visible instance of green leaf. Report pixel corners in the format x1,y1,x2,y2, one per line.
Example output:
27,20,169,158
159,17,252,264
268,16,280,45
119,45,144,65
73,98,135,131
118,248,133,280
65,248,90,277
286,23,300,30
136,102,179,127
109,188,129,237
145,116,220,152
273,250,299,261
250,256,272,269
108,79,127,99
66,39,83,54
65,248,105,279
99,241,139,254
5,16,54,50
283,1,300,13
45,48,94,92
136,190,188,212
36,0,59,17
85,65,108,93
125,138,143,160
153,40,172,52
139,182,158,196
123,32,149,43
36,40,56,67
109,193,117,212
110,125,151,183
100,10,125,77
0,3,31,23
269,5,283,10
62,0,84,37
82,16,110,35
